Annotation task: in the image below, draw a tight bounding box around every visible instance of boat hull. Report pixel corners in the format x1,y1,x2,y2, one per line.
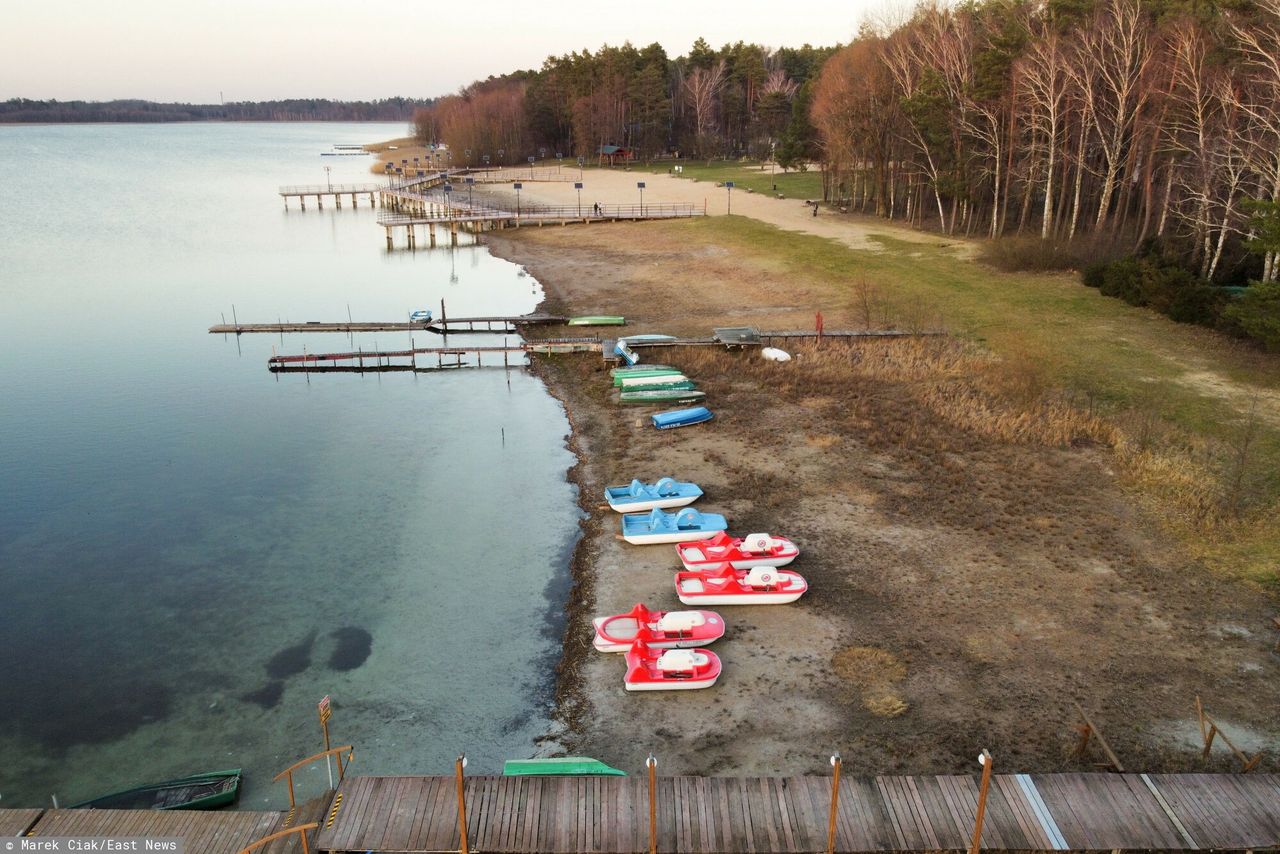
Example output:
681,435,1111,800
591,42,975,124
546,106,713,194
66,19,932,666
605,479,703,514
608,496,700,513
625,676,720,691
676,535,799,571
623,530,721,545
652,406,713,429
567,316,625,326
70,769,242,811
592,609,724,653
618,390,706,406
623,645,722,691
675,570,808,606
620,509,727,544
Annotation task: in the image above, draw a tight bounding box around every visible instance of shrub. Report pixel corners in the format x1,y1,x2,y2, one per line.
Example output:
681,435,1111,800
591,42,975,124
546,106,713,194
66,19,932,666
1224,281,1280,351
1099,257,1145,304
978,234,1126,273
1081,261,1108,288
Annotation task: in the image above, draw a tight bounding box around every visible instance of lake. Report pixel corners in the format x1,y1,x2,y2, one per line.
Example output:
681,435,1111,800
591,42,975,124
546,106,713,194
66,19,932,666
0,122,580,809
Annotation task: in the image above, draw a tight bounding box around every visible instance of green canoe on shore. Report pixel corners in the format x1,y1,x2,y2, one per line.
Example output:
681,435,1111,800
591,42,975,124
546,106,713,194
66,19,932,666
612,368,686,387
619,388,707,405
619,379,697,392
503,757,627,777
69,769,242,810
610,363,678,378
567,315,626,326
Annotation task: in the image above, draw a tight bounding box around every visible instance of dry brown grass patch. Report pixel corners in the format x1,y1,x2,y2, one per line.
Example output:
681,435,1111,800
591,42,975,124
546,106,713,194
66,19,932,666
832,646,910,718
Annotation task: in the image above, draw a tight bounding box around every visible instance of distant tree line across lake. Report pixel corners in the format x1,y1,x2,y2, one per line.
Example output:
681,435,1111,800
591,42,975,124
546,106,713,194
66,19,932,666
0,97,429,123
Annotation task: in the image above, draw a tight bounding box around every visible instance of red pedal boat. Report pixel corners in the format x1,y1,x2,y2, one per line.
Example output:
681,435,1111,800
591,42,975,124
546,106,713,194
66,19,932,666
675,564,808,606
675,532,799,571
623,639,722,691
592,603,725,653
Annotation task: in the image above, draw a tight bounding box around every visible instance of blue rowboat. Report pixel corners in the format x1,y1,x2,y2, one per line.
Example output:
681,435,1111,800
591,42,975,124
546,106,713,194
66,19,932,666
605,477,703,513
621,507,727,545
652,407,714,430
614,341,639,366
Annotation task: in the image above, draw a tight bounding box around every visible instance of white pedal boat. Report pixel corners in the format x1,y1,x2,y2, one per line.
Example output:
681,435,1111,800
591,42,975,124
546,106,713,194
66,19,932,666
592,603,724,653
675,565,808,606
624,640,722,691
676,532,799,571
605,477,703,513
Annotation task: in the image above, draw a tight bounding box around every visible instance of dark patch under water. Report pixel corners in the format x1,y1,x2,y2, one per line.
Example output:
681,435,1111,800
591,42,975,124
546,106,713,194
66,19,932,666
327,627,372,671
266,631,316,679
240,680,285,710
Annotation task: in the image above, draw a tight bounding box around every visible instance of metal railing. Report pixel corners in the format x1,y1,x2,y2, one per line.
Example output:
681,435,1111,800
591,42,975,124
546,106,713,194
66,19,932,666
278,183,381,195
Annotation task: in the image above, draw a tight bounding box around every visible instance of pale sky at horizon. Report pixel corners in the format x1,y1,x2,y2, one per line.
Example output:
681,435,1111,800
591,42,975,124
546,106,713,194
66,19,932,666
1,0,874,103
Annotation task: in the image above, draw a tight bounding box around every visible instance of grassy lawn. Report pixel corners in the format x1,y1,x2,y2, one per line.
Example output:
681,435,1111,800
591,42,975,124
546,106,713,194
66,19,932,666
587,159,825,200
679,216,1280,587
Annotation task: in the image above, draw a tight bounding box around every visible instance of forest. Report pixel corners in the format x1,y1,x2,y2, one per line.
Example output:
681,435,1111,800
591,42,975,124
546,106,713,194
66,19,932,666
414,0,1280,348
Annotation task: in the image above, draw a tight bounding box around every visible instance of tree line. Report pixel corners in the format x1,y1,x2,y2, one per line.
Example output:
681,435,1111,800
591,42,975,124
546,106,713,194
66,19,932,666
412,40,835,168
807,0,1280,346
0,97,429,123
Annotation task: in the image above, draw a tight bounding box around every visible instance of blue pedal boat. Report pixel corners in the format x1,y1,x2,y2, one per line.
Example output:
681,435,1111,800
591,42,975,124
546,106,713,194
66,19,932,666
652,407,714,429
621,507,728,545
605,477,704,513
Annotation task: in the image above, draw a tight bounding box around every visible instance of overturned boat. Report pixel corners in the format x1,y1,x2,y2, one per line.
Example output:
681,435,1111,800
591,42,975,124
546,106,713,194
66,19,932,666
624,640,722,691
605,477,703,513
621,507,727,545
618,388,707,406
676,532,799,571
675,565,808,606
652,406,713,429
592,603,725,652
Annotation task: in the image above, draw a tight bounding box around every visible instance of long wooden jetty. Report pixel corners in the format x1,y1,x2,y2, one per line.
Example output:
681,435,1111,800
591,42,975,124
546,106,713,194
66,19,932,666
3,772,1276,852
210,314,566,336
267,338,601,372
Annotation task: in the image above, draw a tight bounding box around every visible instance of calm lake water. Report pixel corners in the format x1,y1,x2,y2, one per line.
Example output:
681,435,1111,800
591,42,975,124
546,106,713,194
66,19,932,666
0,123,580,808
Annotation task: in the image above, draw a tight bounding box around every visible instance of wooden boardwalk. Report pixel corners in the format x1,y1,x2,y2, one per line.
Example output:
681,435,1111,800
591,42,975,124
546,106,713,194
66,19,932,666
209,313,567,336
0,793,329,853
312,773,1280,853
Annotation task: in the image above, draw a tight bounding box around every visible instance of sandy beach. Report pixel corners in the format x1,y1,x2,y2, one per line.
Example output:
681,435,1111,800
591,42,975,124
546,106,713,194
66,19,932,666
475,195,1279,776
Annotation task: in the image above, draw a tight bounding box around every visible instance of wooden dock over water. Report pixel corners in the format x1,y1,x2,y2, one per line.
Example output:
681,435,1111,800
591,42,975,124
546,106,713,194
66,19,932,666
3,772,1277,852
209,314,566,336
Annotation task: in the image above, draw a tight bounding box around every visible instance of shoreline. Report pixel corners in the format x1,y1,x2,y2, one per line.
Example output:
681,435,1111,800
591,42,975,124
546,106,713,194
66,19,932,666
482,220,1280,776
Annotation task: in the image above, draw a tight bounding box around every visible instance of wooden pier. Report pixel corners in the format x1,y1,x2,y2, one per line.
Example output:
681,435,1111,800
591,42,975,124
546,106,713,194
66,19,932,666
209,314,566,336
267,338,601,372
308,772,1280,853
3,772,1276,853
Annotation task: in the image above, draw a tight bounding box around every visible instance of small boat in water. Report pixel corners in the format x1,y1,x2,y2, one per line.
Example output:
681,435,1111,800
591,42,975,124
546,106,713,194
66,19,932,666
618,388,706,406
676,532,799,571
624,640,721,691
622,507,727,544
70,769,242,811
652,407,714,429
503,757,626,776
593,603,725,652
567,315,625,326
605,477,703,513
612,368,686,387
675,565,808,606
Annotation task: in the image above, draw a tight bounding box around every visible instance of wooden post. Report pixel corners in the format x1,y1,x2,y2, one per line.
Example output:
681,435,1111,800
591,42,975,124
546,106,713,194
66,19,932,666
456,755,469,854
827,753,842,854
646,754,657,854
969,750,993,854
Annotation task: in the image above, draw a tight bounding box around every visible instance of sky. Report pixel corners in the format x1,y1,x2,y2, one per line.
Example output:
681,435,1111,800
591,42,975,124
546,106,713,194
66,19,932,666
0,0,875,102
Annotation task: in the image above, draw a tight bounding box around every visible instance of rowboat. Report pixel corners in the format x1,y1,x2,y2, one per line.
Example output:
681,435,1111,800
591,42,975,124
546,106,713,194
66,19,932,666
619,334,677,344
676,532,799,571
622,507,727,544
409,309,433,324
624,640,721,691
624,380,697,393
605,477,703,513
503,757,626,776
652,407,714,429
70,769,242,810
592,603,724,652
567,316,625,326
612,368,686,387
610,363,677,378
618,389,706,405
675,565,808,606
761,347,792,362
618,373,689,388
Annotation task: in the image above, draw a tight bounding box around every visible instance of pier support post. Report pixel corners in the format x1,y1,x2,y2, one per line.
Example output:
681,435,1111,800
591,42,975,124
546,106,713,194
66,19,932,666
827,754,841,854
646,755,657,854
335,194,341,209
429,224,437,248
455,755,470,854
385,227,393,251
969,751,993,854
301,197,306,211
317,194,323,210
283,197,288,211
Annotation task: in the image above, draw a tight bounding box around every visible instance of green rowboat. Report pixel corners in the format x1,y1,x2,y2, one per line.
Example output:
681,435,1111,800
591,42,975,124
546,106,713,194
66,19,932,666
612,368,686,387
503,757,627,777
620,379,697,392
567,315,626,326
610,363,678,378
619,389,707,405
70,769,242,810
